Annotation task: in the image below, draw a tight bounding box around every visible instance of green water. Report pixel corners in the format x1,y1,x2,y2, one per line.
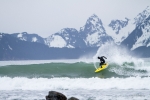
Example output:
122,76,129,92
0,62,148,78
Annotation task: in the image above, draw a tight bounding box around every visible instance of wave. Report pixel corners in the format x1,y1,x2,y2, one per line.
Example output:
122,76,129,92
0,61,149,78
0,77,150,90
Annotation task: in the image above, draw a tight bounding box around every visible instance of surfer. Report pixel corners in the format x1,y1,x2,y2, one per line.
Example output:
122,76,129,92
98,56,107,68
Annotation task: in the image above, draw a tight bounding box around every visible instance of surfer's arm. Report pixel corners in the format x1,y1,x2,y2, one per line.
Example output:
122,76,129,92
102,56,107,59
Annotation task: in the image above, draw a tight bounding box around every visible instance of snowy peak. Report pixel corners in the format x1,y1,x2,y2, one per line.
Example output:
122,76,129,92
86,14,104,33
107,6,150,45
134,6,150,26
109,18,129,34
131,15,150,50
79,14,113,47
46,34,67,48
16,32,28,41
45,28,85,48
121,14,150,50
80,14,105,34
11,32,45,44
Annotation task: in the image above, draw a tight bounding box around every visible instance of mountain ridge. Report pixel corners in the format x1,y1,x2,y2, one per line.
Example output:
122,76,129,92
1,6,150,60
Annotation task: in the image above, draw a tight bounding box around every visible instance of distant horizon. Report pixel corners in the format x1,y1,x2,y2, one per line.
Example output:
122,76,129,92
0,0,150,38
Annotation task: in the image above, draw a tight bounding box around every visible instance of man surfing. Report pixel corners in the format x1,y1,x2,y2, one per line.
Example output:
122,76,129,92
98,56,107,68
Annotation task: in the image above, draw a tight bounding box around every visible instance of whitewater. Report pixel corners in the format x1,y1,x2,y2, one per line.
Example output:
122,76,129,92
0,43,150,100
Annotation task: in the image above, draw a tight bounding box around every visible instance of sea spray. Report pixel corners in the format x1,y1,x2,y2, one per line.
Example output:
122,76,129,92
92,42,145,69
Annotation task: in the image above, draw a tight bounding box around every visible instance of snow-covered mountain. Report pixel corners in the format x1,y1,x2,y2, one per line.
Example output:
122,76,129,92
105,17,136,45
1,6,150,57
8,6,150,51
11,32,45,44
0,33,98,60
9,6,150,51
43,6,150,51
79,14,113,47
134,6,150,26
121,6,150,50
132,17,150,50
108,18,129,34
45,28,86,48
45,14,113,48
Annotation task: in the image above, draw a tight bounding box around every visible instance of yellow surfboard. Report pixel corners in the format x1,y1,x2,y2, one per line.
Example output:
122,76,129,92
95,63,108,73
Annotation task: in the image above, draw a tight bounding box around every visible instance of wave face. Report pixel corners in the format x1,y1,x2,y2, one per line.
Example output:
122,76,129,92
0,60,150,78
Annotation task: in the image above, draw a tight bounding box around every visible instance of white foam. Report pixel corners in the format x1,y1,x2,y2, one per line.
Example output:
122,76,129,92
0,77,150,90
93,42,145,66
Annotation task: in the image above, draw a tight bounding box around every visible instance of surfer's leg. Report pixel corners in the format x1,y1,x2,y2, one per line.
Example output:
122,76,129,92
103,61,106,65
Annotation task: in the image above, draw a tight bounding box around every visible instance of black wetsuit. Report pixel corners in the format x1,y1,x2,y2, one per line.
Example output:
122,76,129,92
98,56,107,67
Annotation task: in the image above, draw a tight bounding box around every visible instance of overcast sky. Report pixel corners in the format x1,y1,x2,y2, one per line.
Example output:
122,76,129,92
0,0,150,38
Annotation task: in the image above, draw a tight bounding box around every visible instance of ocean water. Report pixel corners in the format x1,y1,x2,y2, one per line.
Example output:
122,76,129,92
0,58,150,100
0,44,150,100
